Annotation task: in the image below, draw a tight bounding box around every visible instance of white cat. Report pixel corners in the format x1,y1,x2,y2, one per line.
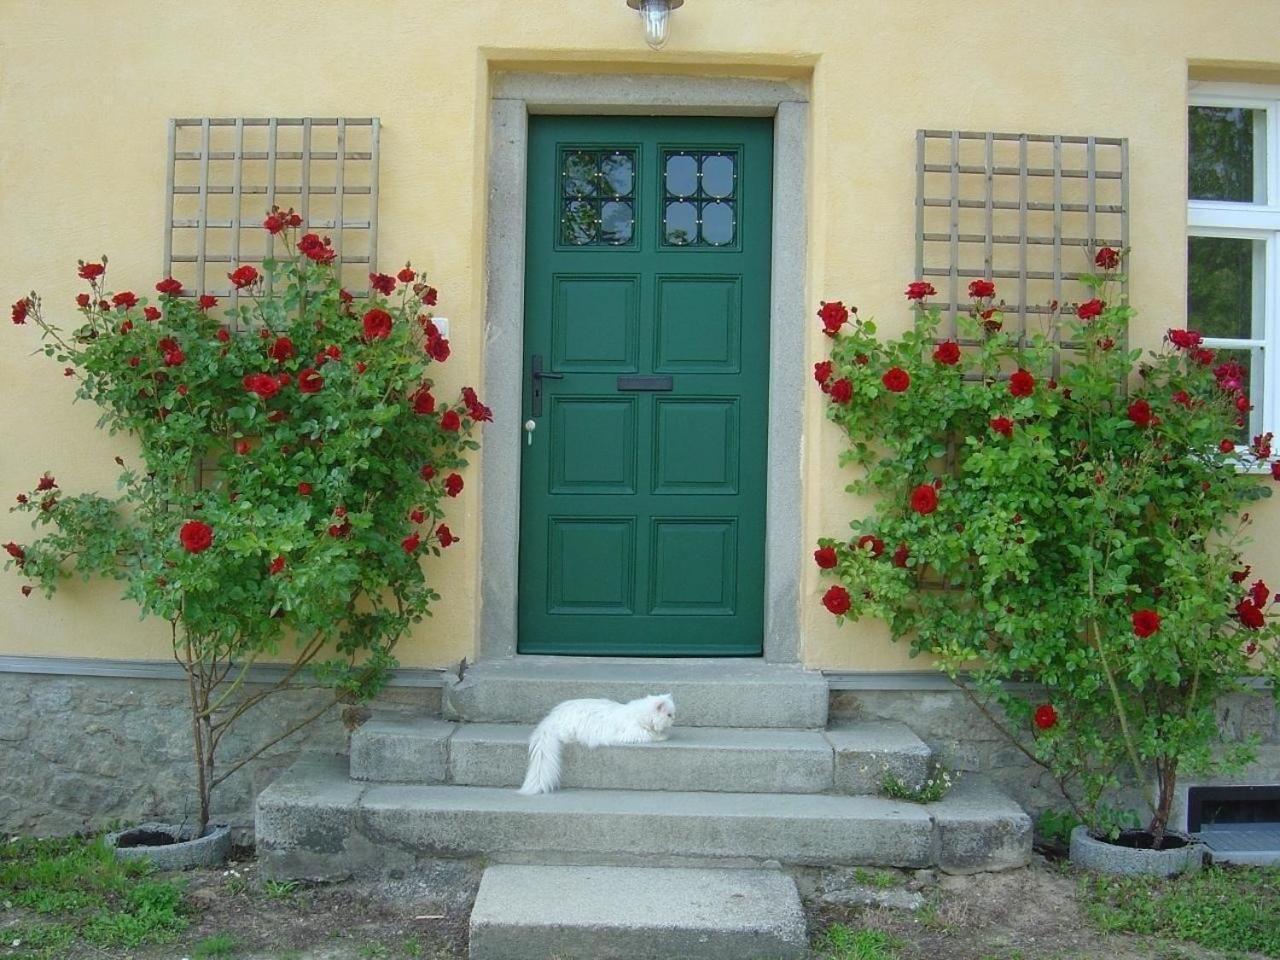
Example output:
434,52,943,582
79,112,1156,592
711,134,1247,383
517,693,676,795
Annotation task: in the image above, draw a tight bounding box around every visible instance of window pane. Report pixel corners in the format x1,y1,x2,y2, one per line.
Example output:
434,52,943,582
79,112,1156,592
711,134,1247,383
1189,106,1266,203
1188,236,1265,340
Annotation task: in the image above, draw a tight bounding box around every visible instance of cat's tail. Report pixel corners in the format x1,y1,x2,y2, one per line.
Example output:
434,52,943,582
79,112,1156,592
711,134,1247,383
518,720,563,795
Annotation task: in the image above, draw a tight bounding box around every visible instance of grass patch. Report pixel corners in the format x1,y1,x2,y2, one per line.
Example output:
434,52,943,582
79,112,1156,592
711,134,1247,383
815,923,902,959
851,867,900,889
193,932,240,957
0,834,188,953
1081,863,1280,955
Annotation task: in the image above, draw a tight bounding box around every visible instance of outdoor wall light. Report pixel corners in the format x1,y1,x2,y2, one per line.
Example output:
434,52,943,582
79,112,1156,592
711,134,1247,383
626,0,683,50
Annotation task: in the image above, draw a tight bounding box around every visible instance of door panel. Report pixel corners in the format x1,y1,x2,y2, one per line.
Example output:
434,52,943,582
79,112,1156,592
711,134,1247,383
519,116,772,656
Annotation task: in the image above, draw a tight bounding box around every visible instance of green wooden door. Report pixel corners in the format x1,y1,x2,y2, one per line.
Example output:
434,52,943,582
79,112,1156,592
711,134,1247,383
519,116,772,656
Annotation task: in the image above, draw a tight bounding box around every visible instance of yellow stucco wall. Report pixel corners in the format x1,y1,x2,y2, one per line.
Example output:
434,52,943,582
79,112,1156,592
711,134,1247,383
3,0,1280,671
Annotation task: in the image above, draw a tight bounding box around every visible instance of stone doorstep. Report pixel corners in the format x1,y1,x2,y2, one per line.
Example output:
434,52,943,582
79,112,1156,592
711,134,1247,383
468,863,808,960
349,717,932,796
256,754,1031,880
441,657,830,728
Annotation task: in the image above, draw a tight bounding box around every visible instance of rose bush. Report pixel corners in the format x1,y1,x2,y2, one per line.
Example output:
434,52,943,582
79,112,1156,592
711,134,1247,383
5,210,487,831
816,249,1280,845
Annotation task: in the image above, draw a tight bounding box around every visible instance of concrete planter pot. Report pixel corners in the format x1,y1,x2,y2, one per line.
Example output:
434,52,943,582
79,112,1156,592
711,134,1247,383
1069,824,1205,877
105,822,232,871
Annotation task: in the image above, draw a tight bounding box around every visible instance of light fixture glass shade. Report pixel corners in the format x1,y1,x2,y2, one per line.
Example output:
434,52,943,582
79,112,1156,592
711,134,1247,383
639,0,671,49
627,0,683,50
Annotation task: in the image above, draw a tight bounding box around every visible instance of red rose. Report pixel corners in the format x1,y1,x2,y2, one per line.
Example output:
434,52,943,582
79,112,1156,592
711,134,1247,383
412,387,436,415
216,328,231,343
990,416,1014,437
409,507,425,524
128,356,140,367
1033,704,1058,730
269,555,286,575
1131,609,1160,638
444,473,464,497
268,336,295,363
76,293,91,309
235,440,250,455
420,464,436,481
298,368,324,394
197,295,217,310
1192,348,1216,366
1249,580,1270,607
398,265,416,284
370,273,397,296
356,361,368,375
1220,439,1236,454
440,410,461,432
910,483,938,515
1168,329,1203,350
143,306,161,322
814,360,833,390
263,214,285,234
402,532,421,554
1253,433,1273,459
1076,299,1104,321
36,473,57,491
1127,399,1153,428
1237,395,1252,413
11,297,30,325
243,372,281,400
829,378,853,405
1009,369,1035,398
814,545,838,569
111,291,138,310
325,344,342,361
78,262,105,281
905,281,936,301
933,340,961,366
1272,461,1280,481
228,265,259,289
1172,390,1192,408
362,307,393,340
298,233,336,263
179,519,213,554
818,300,849,338
891,543,909,568
1232,566,1252,584
822,584,851,616
1237,599,1266,630
339,288,354,304
422,286,438,306
882,367,910,393
437,523,456,548
1095,247,1121,270
163,348,184,367
119,320,134,335
429,337,451,363
328,522,350,538
462,386,493,423
297,482,313,496
968,279,995,299
856,535,885,557
4,542,25,562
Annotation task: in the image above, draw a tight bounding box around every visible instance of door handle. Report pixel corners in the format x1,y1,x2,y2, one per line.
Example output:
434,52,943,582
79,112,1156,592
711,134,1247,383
530,354,563,417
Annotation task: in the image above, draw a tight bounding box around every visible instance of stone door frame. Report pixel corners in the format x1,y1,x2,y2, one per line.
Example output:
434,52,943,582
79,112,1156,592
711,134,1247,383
479,71,809,663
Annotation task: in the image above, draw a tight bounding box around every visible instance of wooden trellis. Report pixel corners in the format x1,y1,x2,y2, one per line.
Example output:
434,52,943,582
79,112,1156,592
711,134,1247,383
915,129,1129,368
163,117,380,312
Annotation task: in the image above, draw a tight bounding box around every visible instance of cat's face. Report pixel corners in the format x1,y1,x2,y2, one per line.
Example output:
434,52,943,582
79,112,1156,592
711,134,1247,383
643,693,675,735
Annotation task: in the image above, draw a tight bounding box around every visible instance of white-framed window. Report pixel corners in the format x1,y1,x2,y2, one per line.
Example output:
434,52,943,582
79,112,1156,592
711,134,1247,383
1187,82,1280,446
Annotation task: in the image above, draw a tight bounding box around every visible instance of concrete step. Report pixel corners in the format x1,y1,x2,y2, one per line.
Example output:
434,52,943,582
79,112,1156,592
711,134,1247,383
257,754,1031,880
469,864,807,960
350,717,933,795
442,657,828,728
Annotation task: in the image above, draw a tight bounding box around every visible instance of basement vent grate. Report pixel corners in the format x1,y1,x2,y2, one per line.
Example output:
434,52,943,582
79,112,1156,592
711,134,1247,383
1187,784,1280,865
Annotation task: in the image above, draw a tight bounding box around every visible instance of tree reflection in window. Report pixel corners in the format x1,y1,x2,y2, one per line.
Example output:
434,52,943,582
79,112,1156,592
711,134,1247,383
560,149,635,246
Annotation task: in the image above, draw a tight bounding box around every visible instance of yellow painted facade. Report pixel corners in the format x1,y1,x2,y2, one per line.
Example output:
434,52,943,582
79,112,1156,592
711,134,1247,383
3,0,1280,671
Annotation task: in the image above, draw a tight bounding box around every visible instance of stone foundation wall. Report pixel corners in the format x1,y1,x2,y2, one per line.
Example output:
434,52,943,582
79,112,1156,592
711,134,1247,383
831,686,1280,827
2,670,1275,839
0,672,439,837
